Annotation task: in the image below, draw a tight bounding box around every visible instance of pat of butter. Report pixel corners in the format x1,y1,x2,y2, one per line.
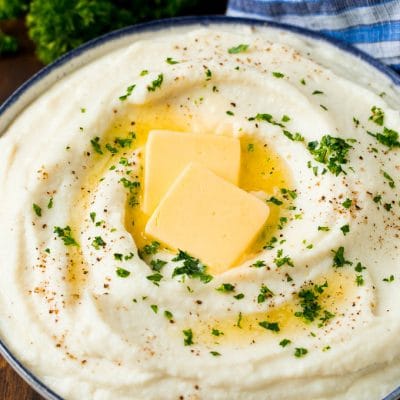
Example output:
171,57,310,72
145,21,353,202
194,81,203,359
145,163,269,275
142,130,241,214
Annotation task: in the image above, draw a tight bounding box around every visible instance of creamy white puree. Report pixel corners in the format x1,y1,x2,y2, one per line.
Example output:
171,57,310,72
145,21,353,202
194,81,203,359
0,24,399,400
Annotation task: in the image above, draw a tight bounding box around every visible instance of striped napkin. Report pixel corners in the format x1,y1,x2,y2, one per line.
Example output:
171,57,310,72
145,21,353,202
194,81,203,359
227,0,400,71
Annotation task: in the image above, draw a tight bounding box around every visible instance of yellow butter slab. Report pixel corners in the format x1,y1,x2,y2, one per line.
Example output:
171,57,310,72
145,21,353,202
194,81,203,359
145,163,269,275
142,130,241,214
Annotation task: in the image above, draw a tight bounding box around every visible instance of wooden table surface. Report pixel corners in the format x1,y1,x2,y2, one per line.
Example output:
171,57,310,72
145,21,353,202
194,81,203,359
1,19,47,400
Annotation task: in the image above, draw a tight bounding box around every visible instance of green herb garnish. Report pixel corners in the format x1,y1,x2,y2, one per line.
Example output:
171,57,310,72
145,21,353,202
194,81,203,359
259,321,280,332
166,57,179,65
294,347,308,358
172,250,212,283
147,74,163,92
54,226,78,246
119,84,136,101
116,267,130,278
92,236,106,250
369,106,384,126
216,283,235,293
183,329,193,346
146,273,163,286
307,135,352,176
228,44,249,54
33,203,42,217
90,136,103,155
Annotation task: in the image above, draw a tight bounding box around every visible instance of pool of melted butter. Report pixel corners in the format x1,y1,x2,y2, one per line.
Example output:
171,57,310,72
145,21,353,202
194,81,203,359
102,103,292,261
67,103,355,344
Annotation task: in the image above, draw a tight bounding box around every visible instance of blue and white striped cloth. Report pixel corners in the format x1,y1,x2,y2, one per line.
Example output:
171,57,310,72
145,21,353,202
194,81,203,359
227,0,400,71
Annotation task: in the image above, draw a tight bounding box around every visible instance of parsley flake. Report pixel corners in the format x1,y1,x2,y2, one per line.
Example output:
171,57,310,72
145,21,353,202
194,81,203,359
183,329,194,346
116,267,130,278
54,226,78,246
166,57,179,65
216,283,235,293
294,347,308,358
119,84,136,101
228,44,249,54
147,74,163,92
259,321,280,332
33,203,42,217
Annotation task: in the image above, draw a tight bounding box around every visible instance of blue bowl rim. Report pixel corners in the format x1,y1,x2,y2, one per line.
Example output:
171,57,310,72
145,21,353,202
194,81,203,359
0,14,399,400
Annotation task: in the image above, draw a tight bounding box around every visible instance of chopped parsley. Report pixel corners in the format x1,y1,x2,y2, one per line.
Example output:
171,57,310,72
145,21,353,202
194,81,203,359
150,259,167,272
283,130,304,142
280,188,297,200
354,262,366,273
383,275,395,282
47,197,54,209
216,283,235,293
205,68,212,80
318,226,330,232
259,321,280,332
54,226,78,246
228,44,249,54
294,347,308,358
166,57,179,64
382,170,395,188
367,127,400,149
234,293,245,300
147,74,163,92
272,71,284,78
257,284,274,303
312,90,324,95
142,241,160,255
251,260,266,268
210,351,221,356
211,328,224,336
279,338,291,347
172,250,212,283
307,135,352,176
183,329,194,346
91,236,106,250
90,136,103,155
369,106,384,126
105,143,118,154
282,115,291,123
236,312,243,328
264,236,278,250
114,253,123,261
274,249,294,267
140,70,148,76
332,246,352,268
33,203,42,217
267,196,283,206
247,143,255,152
294,288,321,323
294,281,334,326
116,267,130,278
150,304,158,313
119,84,136,101
249,113,284,127
146,273,163,286
164,310,174,321
226,110,234,116
355,275,364,286
342,198,352,209
340,224,350,236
